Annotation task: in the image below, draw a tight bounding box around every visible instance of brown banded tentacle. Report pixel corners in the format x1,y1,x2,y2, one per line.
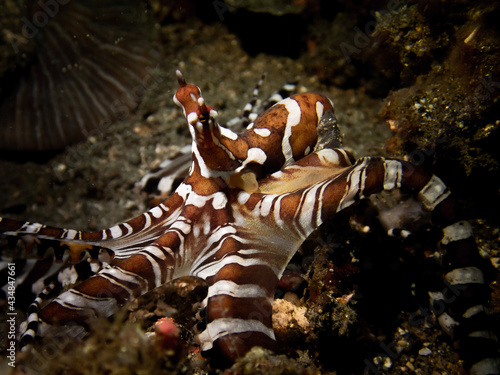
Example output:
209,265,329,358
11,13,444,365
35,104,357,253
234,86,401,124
0,191,185,265
420,194,497,372
20,281,56,350
36,228,181,332
427,204,497,371
233,72,267,128
196,262,279,367
314,156,497,372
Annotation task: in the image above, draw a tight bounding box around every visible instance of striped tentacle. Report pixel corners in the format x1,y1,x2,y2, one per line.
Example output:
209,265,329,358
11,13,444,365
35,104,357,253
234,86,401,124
430,219,499,372
0,252,103,348
134,145,192,199
32,220,188,336
33,235,180,327
261,82,299,113
191,225,294,368
195,263,278,368
2,255,99,296
319,157,499,373
0,191,185,261
1,218,98,263
20,201,187,333
226,74,298,129
1,194,187,341
19,282,56,349
226,72,268,129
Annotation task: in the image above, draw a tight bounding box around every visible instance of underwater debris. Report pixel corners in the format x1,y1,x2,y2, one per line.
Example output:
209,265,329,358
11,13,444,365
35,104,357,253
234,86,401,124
369,2,500,212
0,0,160,151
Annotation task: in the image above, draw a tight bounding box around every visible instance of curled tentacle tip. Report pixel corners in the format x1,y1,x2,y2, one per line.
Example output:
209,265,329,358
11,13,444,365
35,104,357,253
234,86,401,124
176,70,186,87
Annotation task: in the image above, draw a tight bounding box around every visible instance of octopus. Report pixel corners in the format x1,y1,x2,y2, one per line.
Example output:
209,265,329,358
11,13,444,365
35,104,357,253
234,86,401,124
0,71,498,373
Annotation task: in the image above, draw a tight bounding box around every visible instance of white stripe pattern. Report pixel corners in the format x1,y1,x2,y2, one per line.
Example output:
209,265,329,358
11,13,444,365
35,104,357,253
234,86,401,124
198,318,276,352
